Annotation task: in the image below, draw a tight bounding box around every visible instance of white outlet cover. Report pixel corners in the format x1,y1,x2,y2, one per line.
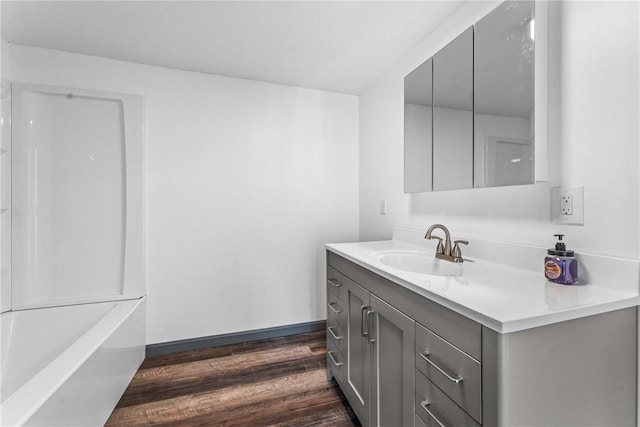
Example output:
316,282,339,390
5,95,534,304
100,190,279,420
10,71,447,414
560,194,573,215
551,186,584,225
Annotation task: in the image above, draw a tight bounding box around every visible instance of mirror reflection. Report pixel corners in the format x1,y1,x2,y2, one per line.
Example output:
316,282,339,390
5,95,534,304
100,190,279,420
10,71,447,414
404,58,433,193
433,26,474,191
474,0,535,187
403,0,536,193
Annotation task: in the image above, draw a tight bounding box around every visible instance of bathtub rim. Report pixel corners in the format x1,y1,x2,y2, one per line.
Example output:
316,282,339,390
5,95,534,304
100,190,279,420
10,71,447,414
0,296,146,427
1,299,120,400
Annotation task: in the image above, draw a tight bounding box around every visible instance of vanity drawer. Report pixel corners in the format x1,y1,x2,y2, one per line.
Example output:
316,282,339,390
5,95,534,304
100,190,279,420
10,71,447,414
327,267,345,300
327,282,345,316
416,369,480,427
327,336,345,383
326,312,346,355
416,323,481,423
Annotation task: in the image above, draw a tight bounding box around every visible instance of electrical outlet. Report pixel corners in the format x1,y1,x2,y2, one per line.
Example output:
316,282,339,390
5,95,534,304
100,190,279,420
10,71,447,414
551,186,584,225
560,194,573,215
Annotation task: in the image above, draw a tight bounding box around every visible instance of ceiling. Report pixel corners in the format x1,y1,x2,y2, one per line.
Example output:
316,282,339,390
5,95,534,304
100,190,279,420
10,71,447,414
1,1,464,95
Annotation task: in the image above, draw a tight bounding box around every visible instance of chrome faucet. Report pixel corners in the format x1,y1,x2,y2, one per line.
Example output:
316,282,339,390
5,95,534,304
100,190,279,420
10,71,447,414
425,224,468,263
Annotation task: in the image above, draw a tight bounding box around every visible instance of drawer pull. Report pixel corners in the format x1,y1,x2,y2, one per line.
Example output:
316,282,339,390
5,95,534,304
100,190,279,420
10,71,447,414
327,302,342,314
420,352,463,384
328,278,342,288
420,401,447,427
328,326,343,340
328,351,343,367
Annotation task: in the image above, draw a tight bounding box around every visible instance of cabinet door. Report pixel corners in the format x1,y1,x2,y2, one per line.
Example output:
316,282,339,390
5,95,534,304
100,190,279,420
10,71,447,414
370,294,415,427
343,277,372,426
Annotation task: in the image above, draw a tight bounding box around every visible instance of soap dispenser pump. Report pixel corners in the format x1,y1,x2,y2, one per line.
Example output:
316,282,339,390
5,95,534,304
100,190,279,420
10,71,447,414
545,234,578,285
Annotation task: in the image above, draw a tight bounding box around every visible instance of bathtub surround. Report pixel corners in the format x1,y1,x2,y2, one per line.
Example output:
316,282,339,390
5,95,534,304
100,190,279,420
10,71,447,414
2,42,359,345
9,83,145,310
0,77,10,314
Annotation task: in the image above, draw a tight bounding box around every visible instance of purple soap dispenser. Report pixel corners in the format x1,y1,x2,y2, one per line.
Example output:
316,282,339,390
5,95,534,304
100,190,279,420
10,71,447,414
545,234,578,285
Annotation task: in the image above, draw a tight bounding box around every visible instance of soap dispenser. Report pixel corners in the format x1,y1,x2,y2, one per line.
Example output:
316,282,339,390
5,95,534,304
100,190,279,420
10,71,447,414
545,234,578,285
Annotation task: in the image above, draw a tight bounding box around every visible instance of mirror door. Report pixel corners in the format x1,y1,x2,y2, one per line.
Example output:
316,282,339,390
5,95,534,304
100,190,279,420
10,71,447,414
404,58,433,193
474,1,535,188
432,26,474,191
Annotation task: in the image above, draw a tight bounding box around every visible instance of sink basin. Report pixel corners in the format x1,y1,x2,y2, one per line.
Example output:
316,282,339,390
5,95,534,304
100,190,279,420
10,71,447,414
371,250,462,276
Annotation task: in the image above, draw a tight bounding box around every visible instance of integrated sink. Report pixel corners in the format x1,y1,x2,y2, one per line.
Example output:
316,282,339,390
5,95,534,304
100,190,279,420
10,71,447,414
371,250,462,277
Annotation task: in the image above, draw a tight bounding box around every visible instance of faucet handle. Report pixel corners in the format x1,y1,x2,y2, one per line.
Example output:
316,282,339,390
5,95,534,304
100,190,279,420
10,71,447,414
427,236,445,255
452,240,469,261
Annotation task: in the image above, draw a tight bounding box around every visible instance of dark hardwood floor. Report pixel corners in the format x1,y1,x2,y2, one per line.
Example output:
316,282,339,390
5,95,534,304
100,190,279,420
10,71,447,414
105,330,360,427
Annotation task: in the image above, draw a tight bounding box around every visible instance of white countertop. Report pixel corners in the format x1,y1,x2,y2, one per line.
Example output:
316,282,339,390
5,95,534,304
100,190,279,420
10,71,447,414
326,236,640,334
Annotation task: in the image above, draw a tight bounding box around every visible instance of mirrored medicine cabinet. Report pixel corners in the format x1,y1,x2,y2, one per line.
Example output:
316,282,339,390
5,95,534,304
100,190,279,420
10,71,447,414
404,0,545,193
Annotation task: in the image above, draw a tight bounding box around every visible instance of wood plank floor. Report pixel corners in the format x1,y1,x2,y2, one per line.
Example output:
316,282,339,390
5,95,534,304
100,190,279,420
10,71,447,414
105,330,360,427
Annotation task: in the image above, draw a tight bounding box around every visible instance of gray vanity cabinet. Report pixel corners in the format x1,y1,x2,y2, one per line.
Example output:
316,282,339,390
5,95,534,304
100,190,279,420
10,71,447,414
327,250,638,427
327,260,415,427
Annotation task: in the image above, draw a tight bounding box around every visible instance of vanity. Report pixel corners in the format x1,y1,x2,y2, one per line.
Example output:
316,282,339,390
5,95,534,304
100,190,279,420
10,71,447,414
325,228,639,426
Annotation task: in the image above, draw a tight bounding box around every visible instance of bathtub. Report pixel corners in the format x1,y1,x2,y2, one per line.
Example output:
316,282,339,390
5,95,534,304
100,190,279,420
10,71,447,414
1,297,146,426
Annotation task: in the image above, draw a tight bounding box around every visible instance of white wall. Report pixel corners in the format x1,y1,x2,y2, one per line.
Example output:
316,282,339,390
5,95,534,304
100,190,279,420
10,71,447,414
5,44,359,344
360,1,639,259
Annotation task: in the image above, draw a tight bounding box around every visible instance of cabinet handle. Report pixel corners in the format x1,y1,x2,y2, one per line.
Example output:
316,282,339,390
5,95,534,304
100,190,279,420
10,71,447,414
419,352,463,384
327,326,343,340
361,305,369,337
367,310,375,344
328,351,343,367
419,401,447,427
327,302,341,314
327,278,342,288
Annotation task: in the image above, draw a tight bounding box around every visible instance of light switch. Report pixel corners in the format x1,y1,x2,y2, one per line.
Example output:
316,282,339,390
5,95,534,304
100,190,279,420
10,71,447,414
379,199,387,215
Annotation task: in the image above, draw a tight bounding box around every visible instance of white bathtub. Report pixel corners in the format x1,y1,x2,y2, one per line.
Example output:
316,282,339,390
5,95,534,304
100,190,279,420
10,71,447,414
0,297,146,426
